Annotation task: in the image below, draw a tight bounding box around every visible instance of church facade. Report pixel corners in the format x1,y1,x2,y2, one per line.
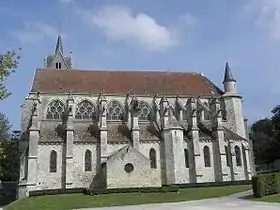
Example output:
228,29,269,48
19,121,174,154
18,36,255,197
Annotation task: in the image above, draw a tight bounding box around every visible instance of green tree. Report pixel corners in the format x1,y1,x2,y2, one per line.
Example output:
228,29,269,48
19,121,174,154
251,106,280,164
0,49,21,100
0,113,12,160
0,130,20,181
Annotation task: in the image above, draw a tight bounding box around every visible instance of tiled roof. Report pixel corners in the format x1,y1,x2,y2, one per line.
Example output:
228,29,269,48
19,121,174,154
31,68,224,96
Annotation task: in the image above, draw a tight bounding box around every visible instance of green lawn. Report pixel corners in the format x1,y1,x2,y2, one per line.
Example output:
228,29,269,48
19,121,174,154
5,185,251,210
253,193,280,203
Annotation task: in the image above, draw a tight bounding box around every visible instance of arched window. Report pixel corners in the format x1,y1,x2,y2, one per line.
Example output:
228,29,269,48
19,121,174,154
84,150,92,171
225,146,230,166
75,100,95,120
235,146,242,166
46,100,66,120
203,146,211,167
149,148,157,169
50,150,57,173
204,102,210,120
184,149,189,168
106,101,124,120
138,101,152,121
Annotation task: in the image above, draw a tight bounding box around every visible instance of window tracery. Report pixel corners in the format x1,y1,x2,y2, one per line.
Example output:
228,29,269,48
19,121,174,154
75,100,95,120
106,100,124,120
46,100,66,120
138,101,152,121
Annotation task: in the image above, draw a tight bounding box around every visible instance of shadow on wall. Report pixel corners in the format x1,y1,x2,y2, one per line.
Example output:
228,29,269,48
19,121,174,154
89,163,107,190
0,181,18,207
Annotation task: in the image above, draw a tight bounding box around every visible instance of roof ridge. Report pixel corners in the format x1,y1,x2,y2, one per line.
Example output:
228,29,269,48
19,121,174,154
36,68,201,74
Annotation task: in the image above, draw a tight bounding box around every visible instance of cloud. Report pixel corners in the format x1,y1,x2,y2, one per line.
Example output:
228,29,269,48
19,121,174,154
244,0,280,40
75,5,197,52
11,22,59,44
59,0,75,4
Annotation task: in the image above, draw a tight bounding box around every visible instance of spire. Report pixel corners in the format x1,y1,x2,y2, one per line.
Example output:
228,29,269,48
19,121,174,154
55,35,63,54
223,62,236,83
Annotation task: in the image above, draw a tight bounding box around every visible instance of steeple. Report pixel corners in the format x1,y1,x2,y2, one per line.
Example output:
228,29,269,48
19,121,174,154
55,35,63,55
44,35,72,70
223,62,236,83
223,62,237,93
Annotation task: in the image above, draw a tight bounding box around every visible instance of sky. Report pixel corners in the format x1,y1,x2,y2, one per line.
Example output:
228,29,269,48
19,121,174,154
1,0,280,129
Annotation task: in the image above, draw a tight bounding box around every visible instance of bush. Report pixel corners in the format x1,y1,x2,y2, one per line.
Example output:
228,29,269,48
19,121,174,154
83,186,179,196
252,172,280,198
29,188,85,197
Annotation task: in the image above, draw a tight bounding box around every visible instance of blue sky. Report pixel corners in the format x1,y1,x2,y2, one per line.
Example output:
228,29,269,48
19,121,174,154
1,0,280,129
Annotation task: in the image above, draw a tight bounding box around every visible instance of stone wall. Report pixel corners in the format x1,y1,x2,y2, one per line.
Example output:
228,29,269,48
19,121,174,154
37,144,64,190
106,146,161,188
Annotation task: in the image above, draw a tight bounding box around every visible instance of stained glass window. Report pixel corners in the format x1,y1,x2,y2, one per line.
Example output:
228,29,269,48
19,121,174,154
235,146,242,166
203,146,211,167
106,101,124,120
75,100,95,120
149,148,157,169
50,150,57,173
46,100,65,120
138,101,152,121
84,150,92,171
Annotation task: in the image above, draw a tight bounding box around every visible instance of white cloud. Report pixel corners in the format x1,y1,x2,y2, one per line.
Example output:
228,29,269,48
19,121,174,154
59,0,75,4
11,22,59,44
76,5,197,52
245,0,280,40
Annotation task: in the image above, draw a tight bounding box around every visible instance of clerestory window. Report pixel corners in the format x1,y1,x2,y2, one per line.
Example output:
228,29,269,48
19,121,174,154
138,101,152,121
75,100,95,120
106,100,124,120
46,100,66,120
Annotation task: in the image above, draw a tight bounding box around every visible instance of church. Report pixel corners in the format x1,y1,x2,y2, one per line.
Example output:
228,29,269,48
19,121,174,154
18,36,255,197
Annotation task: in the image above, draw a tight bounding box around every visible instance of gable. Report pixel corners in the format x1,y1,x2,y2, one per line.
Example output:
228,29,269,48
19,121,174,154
31,69,224,96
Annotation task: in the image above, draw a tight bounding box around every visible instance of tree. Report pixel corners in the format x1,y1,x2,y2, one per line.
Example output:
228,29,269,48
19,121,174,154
251,106,280,164
0,113,11,160
0,49,21,100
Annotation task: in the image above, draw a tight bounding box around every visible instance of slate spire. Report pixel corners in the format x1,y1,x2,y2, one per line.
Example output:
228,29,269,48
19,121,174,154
55,35,63,55
223,62,236,83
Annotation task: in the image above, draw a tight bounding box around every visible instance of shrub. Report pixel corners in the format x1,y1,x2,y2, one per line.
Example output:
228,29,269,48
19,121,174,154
252,172,280,198
83,186,179,196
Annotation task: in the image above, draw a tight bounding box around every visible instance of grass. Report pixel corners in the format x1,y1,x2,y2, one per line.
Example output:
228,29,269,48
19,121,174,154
253,193,280,203
5,185,251,210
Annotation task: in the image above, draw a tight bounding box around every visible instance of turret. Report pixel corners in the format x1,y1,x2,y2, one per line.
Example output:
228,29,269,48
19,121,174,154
223,62,236,93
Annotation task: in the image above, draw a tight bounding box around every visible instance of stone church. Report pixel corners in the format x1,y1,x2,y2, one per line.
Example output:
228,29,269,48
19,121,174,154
18,36,255,197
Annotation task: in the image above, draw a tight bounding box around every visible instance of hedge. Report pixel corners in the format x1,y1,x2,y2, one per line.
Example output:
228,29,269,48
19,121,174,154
169,180,252,189
29,188,85,197
83,186,179,196
252,172,280,198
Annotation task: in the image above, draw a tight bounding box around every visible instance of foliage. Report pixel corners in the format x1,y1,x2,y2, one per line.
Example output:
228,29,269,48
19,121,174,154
0,130,20,181
252,172,280,198
6,185,251,210
0,49,21,100
250,105,280,164
83,186,179,196
0,113,20,180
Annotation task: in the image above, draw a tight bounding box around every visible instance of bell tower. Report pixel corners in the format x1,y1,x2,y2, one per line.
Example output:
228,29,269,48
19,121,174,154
44,35,72,69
